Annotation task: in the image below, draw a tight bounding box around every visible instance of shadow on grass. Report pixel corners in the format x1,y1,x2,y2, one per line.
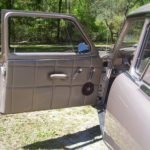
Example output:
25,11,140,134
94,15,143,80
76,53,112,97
23,125,102,150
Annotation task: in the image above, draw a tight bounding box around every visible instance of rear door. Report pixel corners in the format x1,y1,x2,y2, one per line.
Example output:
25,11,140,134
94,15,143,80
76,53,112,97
104,20,150,150
0,10,102,114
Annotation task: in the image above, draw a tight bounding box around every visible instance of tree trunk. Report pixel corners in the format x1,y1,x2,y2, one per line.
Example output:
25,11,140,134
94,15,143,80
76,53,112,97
57,0,62,41
104,19,114,42
65,0,71,14
6,0,14,43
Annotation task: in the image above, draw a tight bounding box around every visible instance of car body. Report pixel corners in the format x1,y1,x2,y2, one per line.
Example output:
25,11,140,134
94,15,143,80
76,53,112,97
103,4,150,150
0,3,150,150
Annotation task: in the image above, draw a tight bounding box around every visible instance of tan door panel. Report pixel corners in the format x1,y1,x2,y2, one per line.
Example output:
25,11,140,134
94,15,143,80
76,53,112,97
0,10,102,114
33,87,53,110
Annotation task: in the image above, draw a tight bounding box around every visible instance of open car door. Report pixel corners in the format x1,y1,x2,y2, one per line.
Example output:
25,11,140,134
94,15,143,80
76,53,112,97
0,10,102,114
104,15,150,150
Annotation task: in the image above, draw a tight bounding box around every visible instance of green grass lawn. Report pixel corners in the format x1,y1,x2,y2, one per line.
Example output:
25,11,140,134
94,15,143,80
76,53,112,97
0,106,108,150
9,43,112,53
10,44,75,52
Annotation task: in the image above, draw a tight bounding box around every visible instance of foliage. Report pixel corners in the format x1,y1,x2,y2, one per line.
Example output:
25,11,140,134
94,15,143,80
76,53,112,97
90,0,150,42
0,0,149,44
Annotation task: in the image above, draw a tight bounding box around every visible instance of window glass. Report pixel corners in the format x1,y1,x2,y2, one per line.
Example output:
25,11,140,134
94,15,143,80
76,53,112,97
137,29,150,74
119,20,144,52
9,16,89,53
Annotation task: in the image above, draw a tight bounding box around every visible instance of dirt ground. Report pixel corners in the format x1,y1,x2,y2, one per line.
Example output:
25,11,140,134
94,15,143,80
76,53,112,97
0,106,108,150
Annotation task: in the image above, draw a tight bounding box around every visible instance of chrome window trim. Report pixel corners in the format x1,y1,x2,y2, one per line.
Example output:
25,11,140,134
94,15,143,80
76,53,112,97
129,18,150,79
140,83,150,97
139,59,150,81
135,22,150,76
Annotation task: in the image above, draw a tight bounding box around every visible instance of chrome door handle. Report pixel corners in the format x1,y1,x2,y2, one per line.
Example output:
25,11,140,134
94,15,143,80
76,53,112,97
50,74,68,80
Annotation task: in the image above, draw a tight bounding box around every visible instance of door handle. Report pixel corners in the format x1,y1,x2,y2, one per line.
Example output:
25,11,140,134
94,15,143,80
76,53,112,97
49,74,68,80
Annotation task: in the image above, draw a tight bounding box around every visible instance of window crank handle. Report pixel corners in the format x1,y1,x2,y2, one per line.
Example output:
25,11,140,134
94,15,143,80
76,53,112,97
73,67,83,80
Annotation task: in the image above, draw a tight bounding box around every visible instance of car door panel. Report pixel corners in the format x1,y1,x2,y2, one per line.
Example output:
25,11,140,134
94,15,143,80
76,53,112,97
1,50,101,113
0,9,102,114
34,87,53,110
104,73,150,150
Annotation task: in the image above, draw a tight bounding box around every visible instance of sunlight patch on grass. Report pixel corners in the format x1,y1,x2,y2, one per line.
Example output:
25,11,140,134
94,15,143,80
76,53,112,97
0,106,109,150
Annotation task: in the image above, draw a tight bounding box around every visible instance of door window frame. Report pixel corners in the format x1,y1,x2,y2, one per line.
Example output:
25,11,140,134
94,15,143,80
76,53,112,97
112,17,145,61
1,9,96,59
129,18,150,79
125,18,150,98
135,23,150,76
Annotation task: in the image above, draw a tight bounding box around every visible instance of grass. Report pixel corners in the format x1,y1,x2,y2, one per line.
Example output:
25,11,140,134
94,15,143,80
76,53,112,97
0,106,108,150
9,43,112,53
10,44,75,52
94,42,113,47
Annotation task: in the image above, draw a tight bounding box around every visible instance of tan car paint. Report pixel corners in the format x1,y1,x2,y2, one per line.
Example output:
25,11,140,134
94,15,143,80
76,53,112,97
103,4,150,150
104,73,150,150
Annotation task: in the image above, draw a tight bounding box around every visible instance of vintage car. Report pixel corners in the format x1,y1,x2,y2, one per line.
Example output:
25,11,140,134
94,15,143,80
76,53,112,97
0,3,150,150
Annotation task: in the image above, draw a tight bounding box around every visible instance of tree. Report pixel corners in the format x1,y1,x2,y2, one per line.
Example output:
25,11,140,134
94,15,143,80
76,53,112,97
0,0,149,44
89,0,150,42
